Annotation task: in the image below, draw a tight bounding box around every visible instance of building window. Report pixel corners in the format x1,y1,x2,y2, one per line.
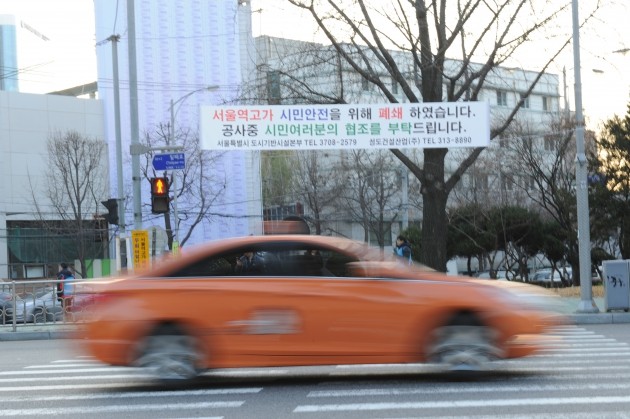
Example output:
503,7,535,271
391,79,398,95
544,135,555,151
520,93,530,109
542,96,551,112
266,71,281,104
496,90,508,106
474,174,489,190
521,175,535,191
501,174,514,191
369,224,392,247
361,77,370,91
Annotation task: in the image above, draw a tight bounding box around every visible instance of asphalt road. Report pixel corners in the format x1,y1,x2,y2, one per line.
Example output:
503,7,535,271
2,324,630,418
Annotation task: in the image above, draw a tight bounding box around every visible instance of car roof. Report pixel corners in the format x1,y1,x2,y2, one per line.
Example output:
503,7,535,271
139,234,415,278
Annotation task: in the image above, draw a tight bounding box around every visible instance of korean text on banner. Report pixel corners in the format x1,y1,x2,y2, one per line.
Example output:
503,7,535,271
200,102,490,151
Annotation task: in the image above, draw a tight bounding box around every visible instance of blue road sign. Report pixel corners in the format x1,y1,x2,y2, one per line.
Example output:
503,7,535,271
152,153,186,171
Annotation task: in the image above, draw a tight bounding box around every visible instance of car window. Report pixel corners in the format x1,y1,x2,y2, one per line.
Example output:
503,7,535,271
166,243,359,278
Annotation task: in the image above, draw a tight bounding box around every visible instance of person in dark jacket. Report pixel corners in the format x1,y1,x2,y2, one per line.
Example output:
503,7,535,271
56,263,74,300
235,251,264,274
394,235,412,264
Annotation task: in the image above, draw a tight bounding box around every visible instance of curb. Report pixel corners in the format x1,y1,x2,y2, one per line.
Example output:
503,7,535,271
0,327,82,341
567,312,630,325
0,330,77,341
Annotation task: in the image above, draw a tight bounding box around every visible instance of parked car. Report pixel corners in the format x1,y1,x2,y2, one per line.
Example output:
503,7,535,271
475,270,509,281
0,291,14,324
531,268,571,288
80,234,566,383
6,288,64,323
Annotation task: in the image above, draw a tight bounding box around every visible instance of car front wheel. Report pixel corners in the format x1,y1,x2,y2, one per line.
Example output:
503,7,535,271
426,316,503,372
133,325,201,383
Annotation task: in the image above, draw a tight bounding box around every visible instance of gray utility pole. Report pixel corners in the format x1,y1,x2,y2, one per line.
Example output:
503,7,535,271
572,0,598,313
109,35,125,234
110,33,129,270
128,0,142,229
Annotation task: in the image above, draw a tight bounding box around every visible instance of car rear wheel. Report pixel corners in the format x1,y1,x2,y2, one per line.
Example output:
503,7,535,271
33,308,46,323
134,325,201,383
426,314,503,372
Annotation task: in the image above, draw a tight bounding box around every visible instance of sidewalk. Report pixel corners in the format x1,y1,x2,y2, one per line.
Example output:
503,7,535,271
0,323,83,341
562,296,630,324
1,297,629,342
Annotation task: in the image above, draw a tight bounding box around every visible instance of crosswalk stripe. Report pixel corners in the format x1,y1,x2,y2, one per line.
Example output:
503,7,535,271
0,367,135,375
0,401,243,416
0,374,149,383
294,395,630,412
0,388,262,402
307,382,630,397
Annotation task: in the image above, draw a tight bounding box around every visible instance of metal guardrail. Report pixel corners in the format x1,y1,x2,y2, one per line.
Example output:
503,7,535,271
0,279,95,332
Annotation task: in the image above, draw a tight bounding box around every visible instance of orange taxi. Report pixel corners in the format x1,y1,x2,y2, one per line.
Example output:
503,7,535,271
79,235,566,382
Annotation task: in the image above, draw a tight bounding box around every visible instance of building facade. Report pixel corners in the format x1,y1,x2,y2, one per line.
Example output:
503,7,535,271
0,91,106,279
93,0,262,246
250,35,563,272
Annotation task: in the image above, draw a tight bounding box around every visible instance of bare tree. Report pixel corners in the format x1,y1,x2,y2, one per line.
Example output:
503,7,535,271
291,150,345,235
29,130,109,277
500,116,602,284
338,150,401,246
140,123,227,250
278,0,603,271
261,150,296,207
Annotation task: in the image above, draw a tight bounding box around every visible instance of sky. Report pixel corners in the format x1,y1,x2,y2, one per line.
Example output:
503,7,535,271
0,0,96,93
1,0,629,130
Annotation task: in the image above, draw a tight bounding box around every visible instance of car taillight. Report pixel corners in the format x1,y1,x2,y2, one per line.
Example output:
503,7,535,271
87,292,116,308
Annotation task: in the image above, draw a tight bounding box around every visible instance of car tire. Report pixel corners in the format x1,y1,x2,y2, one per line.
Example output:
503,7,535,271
133,325,201,383
46,307,64,322
33,308,46,323
426,314,503,372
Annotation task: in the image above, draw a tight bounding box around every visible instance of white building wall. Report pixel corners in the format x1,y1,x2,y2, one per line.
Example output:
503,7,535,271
93,0,261,243
0,91,105,278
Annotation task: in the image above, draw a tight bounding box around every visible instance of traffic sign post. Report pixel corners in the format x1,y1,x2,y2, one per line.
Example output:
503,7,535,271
152,153,186,171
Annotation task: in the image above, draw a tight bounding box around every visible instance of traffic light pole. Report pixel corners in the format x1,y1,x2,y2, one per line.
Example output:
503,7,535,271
108,34,128,272
170,100,181,253
131,143,183,253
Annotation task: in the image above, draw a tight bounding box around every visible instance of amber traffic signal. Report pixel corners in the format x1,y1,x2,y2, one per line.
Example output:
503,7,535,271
150,177,169,213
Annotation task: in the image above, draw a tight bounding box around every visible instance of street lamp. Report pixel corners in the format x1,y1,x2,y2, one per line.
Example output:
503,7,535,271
572,0,598,313
168,85,219,252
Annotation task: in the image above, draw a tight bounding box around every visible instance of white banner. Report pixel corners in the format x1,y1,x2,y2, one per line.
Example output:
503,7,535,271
200,102,489,151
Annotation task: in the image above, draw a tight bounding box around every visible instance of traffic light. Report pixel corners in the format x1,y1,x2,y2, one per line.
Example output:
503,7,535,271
151,177,170,214
101,198,119,225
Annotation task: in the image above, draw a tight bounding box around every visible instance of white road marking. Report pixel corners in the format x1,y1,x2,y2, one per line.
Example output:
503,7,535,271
294,396,630,412
307,382,630,397
0,388,262,402
0,402,243,416
0,374,149,383
0,367,134,375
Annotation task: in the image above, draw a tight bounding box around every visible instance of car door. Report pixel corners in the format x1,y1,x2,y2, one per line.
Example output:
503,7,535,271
164,241,419,366
215,245,418,364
